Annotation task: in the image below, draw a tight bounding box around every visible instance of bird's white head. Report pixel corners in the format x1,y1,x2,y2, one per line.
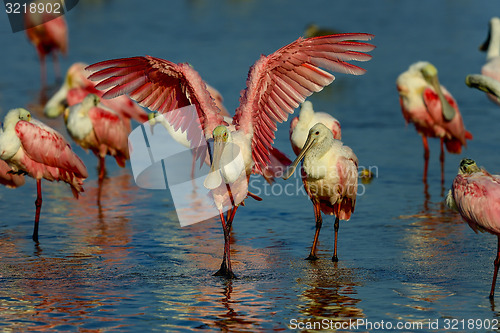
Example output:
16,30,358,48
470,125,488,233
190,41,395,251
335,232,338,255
203,125,232,190
283,123,333,180
3,108,31,129
458,158,481,175
299,100,315,123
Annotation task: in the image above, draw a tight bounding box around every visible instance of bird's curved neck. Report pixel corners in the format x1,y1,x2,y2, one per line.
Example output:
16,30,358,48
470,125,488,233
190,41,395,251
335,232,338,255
487,20,500,60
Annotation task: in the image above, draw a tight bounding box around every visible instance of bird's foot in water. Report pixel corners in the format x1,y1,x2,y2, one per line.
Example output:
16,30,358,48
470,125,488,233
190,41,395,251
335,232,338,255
213,263,237,279
332,255,339,262
305,254,319,261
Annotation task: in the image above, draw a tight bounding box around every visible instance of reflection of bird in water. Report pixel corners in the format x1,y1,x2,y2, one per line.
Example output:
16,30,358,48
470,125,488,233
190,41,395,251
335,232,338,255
284,123,358,262
0,159,25,188
87,33,374,278
24,6,67,87
447,158,500,299
477,17,500,106
304,24,341,38
396,61,472,184
0,108,87,242
44,62,148,126
65,94,129,181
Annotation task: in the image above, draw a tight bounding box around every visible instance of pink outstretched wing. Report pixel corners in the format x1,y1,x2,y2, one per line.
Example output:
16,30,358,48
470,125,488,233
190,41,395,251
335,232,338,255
15,120,88,180
86,56,226,143
233,33,374,174
453,171,500,234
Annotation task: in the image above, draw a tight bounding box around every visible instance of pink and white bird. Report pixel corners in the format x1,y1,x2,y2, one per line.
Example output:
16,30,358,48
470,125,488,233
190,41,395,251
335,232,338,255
290,100,341,156
65,94,129,180
44,62,149,127
86,33,375,278
0,158,25,188
283,123,358,262
25,10,68,87
0,108,88,242
396,61,473,183
478,17,500,106
446,158,500,299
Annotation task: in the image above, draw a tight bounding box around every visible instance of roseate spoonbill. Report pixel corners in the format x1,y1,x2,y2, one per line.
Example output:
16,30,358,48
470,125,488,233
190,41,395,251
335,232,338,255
396,61,472,183
479,17,500,106
446,158,500,299
290,100,341,156
65,94,129,180
25,11,67,86
0,159,25,188
466,74,500,103
86,33,375,277
283,123,358,261
44,62,148,127
0,108,88,242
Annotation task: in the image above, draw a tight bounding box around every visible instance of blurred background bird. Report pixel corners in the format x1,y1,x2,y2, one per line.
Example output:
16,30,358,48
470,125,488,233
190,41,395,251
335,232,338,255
478,17,500,106
396,61,472,184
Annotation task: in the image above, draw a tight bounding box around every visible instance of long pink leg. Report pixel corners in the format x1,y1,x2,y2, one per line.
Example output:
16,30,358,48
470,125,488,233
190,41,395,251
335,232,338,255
422,136,430,183
32,179,42,242
306,200,322,261
98,156,106,181
490,236,500,299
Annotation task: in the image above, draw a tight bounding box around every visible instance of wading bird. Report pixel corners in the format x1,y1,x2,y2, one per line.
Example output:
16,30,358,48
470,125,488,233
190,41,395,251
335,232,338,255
479,17,500,106
0,159,25,188
86,33,375,278
25,10,67,87
446,158,500,299
65,94,129,180
290,100,341,155
283,123,358,261
396,61,472,183
0,108,87,242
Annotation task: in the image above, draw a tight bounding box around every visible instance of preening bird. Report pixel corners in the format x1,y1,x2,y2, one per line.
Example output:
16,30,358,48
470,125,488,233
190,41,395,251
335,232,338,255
447,158,500,299
0,158,25,188
0,108,87,242
396,61,472,183
465,74,500,104
86,33,375,278
283,123,358,262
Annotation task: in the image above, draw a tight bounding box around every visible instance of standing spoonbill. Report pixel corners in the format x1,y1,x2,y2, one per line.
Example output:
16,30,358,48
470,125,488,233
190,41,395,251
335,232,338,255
290,100,341,156
65,94,129,180
479,17,500,106
44,62,149,127
86,33,375,278
446,158,500,299
396,61,472,183
0,108,88,242
283,123,358,261
25,10,67,87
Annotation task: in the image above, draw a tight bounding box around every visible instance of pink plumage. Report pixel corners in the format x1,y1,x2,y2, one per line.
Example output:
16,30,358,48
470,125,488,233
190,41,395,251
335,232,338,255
448,158,500,299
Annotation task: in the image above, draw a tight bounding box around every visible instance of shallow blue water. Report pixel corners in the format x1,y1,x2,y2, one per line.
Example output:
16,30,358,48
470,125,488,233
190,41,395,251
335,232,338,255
1,0,500,332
